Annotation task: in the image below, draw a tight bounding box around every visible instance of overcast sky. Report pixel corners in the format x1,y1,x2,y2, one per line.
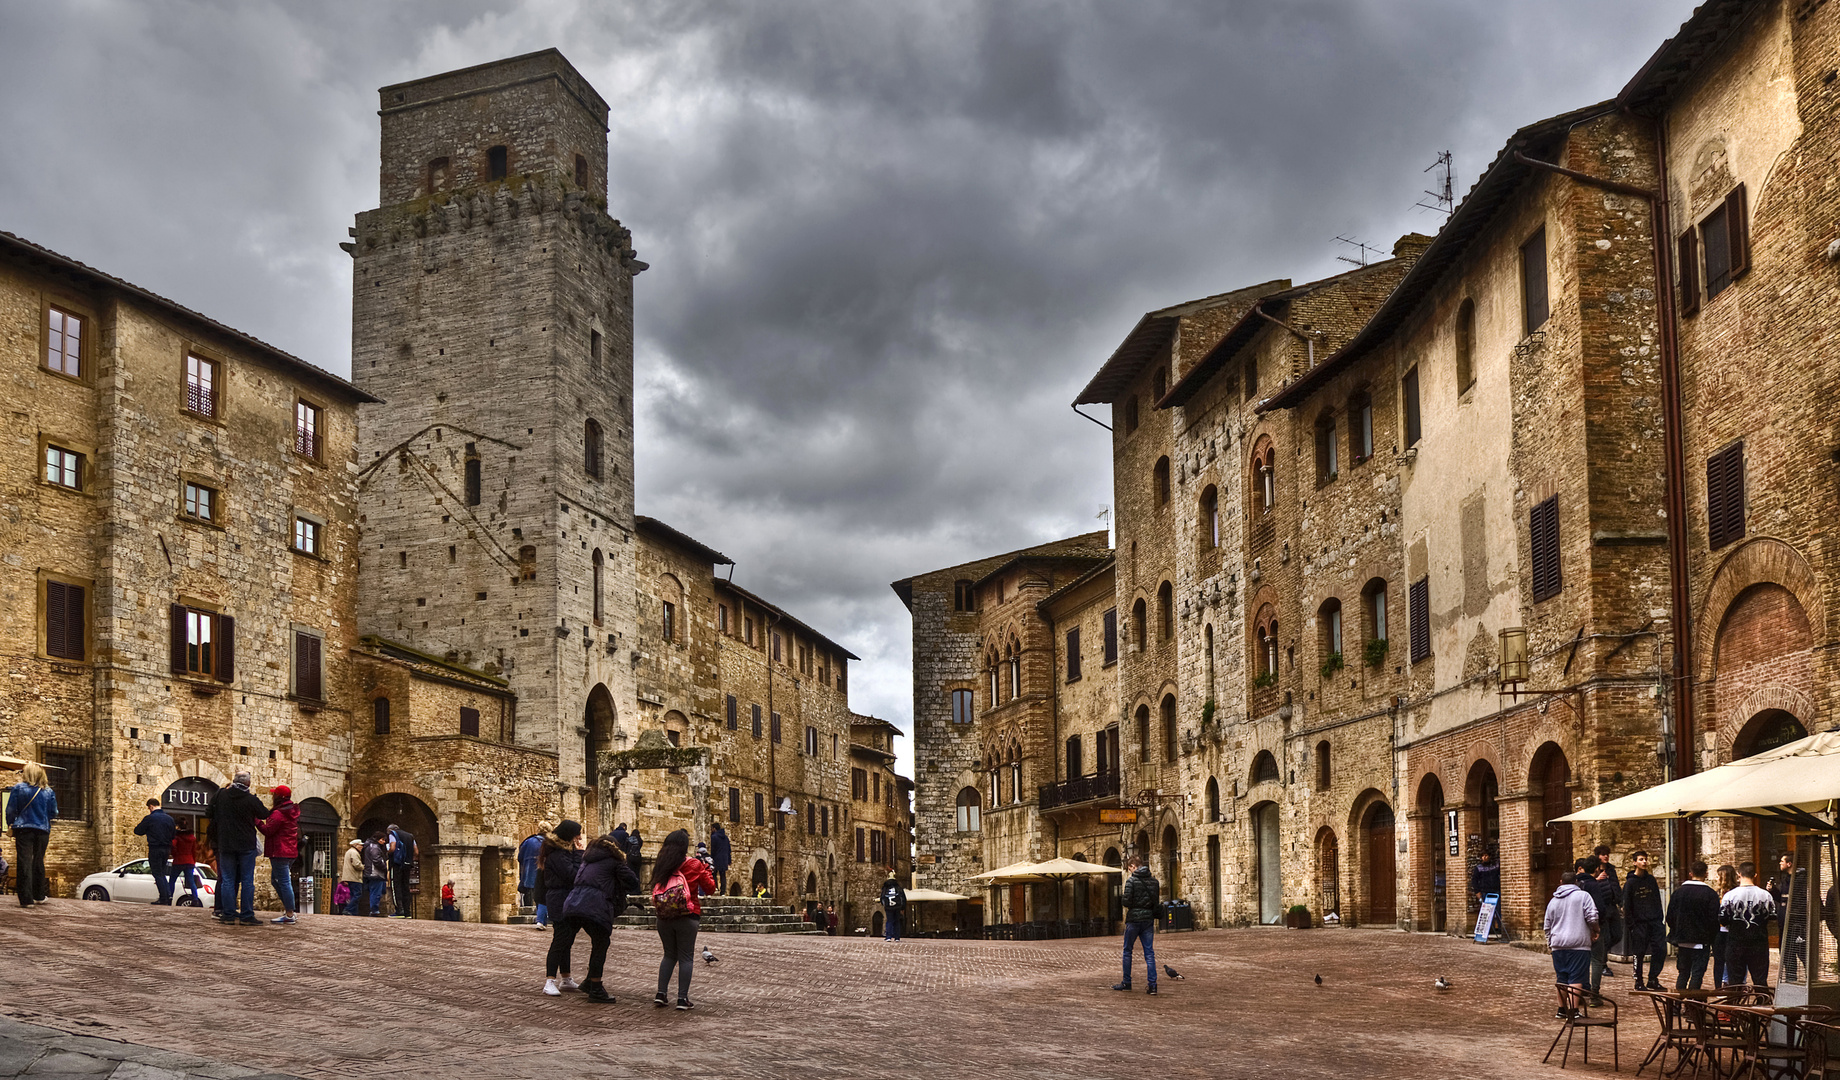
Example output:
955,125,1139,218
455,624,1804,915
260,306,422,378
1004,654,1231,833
1,0,1698,777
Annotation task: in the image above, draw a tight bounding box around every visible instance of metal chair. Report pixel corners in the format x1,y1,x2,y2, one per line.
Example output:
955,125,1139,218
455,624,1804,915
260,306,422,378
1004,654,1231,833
1547,982,1620,1071
1730,1006,1836,1080
1635,990,1697,1077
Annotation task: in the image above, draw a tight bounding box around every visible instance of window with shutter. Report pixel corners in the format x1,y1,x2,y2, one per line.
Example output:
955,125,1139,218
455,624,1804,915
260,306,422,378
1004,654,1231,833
728,787,741,823
1707,441,1745,549
726,694,738,730
293,630,323,701
751,703,762,738
1530,497,1562,602
1103,608,1118,665
1409,577,1431,663
1678,227,1701,316
1066,628,1081,681
1402,368,1421,447
755,791,765,825
1521,227,1549,332
460,706,479,736
45,580,85,660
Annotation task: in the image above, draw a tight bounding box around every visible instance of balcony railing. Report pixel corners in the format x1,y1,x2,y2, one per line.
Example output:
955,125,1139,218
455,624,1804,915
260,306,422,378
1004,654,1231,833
1038,770,1121,811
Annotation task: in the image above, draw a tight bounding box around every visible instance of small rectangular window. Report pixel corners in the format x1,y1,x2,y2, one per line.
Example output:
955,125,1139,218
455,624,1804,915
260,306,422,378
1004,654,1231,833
45,445,82,490
953,580,975,612
726,694,738,730
43,749,86,821
293,516,320,556
293,629,324,701
487,145,509,181
662,600,675,643
755,791,765,826
1103,608,1118,665
185,355,218,417
44,580,86,660
770,711,782,744
1402,368,1421,448
1530,496,1562,602
1707,441,1746,550
952,688,974,724
590,329,603,370
751,704,762,738
852,768,867,800
807,802,816,835
1409,576,1431,664
295,399,322,459
717,604,728,633
373,698,391,735
744,617,755,645
1356,398,1374,461
805,725,818,755
1521,227,1549,333
187,610,216,676
772,632,782,662
460,706,479,737
856,827,865,862
172,605,234,683
822,805,830,837
464,458,481,506
46,306,83,378
183,482,216,522
728,787,741,823
1066,627,1081,681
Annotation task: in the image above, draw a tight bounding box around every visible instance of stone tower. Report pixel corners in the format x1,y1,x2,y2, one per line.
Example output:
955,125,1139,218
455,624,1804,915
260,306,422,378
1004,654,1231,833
348,50,646,819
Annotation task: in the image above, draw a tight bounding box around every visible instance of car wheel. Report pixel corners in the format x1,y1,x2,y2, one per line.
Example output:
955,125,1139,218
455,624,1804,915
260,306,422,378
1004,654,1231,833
175,895,199,908
83,886,109,902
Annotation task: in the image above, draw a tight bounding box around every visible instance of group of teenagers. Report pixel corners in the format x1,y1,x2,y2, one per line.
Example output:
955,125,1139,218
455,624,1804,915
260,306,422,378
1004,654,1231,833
1543,846,1808,1019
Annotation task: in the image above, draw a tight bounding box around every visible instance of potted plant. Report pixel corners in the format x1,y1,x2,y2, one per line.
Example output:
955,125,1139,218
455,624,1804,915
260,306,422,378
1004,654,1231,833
1285,904,1313,929
1254,671,1279,689
1319,651,1344,679
1364,637,1389,669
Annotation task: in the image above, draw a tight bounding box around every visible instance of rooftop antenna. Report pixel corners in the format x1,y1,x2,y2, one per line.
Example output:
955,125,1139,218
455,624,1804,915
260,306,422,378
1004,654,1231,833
1416,151,1454,216
1333,235,1385,267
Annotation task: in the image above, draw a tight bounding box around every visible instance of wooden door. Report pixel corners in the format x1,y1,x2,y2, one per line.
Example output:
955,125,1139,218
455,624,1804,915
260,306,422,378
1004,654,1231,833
1009,883,1027,925
1367,803,1397,925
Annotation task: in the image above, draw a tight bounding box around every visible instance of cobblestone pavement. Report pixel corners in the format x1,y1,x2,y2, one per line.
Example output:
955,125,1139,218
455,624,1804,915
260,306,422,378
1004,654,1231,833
1,899,1634,1079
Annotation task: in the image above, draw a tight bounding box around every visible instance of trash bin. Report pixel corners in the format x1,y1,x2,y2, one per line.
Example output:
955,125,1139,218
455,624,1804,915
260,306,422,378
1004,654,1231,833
1162,900,1194,931
299,877,316,915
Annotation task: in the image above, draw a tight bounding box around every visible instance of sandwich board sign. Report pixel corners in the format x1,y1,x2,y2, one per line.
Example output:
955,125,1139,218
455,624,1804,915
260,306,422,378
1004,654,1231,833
1473,892,1499,943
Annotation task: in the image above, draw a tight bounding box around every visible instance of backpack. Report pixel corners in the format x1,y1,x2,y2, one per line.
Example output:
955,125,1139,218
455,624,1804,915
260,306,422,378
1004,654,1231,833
652,870,692,920
391,831,416,866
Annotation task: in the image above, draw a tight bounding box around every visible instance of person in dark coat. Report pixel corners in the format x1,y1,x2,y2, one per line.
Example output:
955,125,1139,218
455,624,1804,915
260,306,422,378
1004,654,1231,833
256,786,301,923
205,770,270,925
1470,847,1503,938
362,832,389,916
626,826,645,882
558,834,641,1002
1667,859,1721,989
133,798,178,905
880,875,908,942
1576,857,1621,1002
518,821,548,913
709,823,732,894
541,820,586,995
1114,859,1160,994
1622,849,1667,990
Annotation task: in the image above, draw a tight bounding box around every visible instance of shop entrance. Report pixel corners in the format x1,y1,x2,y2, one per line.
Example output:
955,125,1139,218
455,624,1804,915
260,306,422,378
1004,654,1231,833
296,797,340,915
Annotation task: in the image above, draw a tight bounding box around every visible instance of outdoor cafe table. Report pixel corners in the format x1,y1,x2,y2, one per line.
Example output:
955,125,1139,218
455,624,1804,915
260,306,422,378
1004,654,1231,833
1717,1002,1835,1079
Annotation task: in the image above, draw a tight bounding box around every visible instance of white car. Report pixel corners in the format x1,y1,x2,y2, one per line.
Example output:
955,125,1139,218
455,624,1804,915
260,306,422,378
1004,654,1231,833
78,859,217,906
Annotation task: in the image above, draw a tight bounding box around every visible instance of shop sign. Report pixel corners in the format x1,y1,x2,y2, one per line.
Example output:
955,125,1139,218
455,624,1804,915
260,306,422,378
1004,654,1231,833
1100,808,1139,824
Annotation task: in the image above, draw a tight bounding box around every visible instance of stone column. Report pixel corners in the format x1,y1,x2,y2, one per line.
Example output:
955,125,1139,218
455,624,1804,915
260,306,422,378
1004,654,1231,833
426,844,483,922
687,763,710,844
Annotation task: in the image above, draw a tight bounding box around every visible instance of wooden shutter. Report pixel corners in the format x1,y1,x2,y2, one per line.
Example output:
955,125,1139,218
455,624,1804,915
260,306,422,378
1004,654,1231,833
726,694,737,730
1726,183,1750,281
217,614,235,683
1708,442,1745,549
1402,368,1421,447
1521,227,1549,331
1103,608,1117,664
1409,577,1431,663
46,581,84,660
729,787,741,823
1677,227,1700,317
170,604,188,673
1530,497,1562,602
295,631,322,700
460,706,480,736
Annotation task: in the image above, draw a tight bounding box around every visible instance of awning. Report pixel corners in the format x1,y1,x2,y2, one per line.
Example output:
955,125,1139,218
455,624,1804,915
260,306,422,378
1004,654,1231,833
1554,729,1840,832
902,888,971,902
970,860,1049,883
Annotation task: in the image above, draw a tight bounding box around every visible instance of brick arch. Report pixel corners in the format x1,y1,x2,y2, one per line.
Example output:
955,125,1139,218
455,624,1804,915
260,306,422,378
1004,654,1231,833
171,758,231,787
1460,739,1506,800
1716,684,1815,763
1516,718,1579,793
1407,761,1449,809
1694,537,1824,678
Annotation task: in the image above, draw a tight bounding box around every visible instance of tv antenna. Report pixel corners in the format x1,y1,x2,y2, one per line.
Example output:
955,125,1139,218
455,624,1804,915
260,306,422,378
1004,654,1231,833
1416,151,1454,216
1333,235,1386,267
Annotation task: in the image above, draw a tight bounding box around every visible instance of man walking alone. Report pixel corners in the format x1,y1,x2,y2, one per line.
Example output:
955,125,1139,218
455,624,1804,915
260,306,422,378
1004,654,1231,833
880,874,907,942
1720,862,1777,987
133,798,177,905
1113,859,1160,995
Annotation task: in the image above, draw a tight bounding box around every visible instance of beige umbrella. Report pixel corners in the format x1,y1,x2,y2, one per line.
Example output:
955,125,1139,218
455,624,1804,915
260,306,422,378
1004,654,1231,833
1553,729,1840,831
0,755,63,771
1027,857,1125,925
970,860,1048,883
903,887,971,902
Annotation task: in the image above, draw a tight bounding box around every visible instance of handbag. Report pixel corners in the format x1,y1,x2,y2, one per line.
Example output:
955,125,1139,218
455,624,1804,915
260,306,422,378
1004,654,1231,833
652,870,692,920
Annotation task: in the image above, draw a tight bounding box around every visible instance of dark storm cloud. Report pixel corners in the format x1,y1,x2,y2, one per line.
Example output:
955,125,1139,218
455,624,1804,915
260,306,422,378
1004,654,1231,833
0,0,1699,769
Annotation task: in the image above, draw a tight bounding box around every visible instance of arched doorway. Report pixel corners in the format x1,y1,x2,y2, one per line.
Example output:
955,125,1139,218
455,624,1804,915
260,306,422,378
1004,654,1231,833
1104,847,1123,927
750,858,769,897
582,684,618,832
1160,824,1180,902
1364,801,1397,926
1315,827,1341,920
1530,743,1572,903
1415,774,1446,932
297,797,341,915
160,776,218,827
355,792,439,919
1734,710,1807,867
1252,801,1281,924
1464,758,1501,931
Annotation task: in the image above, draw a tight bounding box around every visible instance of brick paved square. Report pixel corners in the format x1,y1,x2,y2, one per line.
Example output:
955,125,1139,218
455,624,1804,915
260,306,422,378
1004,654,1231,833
1,900,1627,1079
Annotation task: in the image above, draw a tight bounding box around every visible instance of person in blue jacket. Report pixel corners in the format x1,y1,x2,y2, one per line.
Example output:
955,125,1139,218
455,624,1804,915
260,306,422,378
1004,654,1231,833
133,798,179,905
518,820,548,921
6,763,58,907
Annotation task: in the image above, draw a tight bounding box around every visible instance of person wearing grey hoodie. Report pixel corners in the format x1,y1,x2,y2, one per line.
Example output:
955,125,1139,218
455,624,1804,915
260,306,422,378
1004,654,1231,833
1544,872,1600,1019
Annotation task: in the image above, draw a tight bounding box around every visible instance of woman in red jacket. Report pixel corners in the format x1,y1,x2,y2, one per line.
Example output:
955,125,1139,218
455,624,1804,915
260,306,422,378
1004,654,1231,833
649,829,717,1010
256,785,301,924
170,820,203,905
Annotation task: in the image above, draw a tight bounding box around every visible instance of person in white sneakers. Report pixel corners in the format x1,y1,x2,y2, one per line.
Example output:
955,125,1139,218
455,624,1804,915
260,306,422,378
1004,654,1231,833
540,820,586,996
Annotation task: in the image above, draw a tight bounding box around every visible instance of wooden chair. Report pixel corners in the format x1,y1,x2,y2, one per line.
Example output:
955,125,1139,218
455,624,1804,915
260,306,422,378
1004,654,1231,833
1547,982,1619,1071
1680,995,1749,1079
1731,1007,1837,1080
1636,990,1697,1077
1801,1019,1838,1078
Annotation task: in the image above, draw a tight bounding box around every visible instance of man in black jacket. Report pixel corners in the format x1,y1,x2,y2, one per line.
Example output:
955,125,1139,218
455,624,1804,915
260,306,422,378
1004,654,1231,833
1667,859,1720,989
1576,858,1620,1003
1623,849,1666,990
1113,860,1161,996
133,799,178,905
1470,847,1502,939
206,771,270,925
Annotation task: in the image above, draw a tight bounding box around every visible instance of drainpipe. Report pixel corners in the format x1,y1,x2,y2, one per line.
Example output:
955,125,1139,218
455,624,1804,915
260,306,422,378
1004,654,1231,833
1253,305,1319,368
1513,128,1694,881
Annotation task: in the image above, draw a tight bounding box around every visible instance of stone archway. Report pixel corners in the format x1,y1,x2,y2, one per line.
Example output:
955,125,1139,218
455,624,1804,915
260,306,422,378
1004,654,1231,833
1252,801,1281,924
355,792,439,919
583,683,619,834
1414,772,1446,932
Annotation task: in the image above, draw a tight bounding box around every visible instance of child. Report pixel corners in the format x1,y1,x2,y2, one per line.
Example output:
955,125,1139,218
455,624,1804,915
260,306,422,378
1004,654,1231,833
440,879,459,922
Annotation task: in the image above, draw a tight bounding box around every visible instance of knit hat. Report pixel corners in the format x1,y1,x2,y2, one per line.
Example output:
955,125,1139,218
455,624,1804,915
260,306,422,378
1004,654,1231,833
554,819,583,842
271,784,291,799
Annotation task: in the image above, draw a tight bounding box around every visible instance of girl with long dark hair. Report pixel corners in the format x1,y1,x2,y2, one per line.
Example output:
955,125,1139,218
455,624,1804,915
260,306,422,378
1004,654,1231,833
540,820,586,996
648,828,716,1009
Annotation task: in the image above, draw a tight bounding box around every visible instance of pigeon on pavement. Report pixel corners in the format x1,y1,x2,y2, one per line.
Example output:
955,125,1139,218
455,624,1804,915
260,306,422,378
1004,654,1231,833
1314,974,1323,985
1435,976,1452,990
1163,964,1184,980
701,946,718,965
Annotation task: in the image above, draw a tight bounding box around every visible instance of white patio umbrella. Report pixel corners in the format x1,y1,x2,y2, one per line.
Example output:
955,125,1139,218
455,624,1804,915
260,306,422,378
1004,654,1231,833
902,887,971,902
1553,729,1840,832
969,860,1048,883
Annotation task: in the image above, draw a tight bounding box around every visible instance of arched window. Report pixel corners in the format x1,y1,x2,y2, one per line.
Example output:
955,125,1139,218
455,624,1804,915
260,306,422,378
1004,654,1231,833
1205,777,1221,822
1161,694,1178,763
1136,704,1151,764
1200,485,1219,549
1010,751,1022,805
1251,439,1276,514
1157,581,1173,642
1132,598,1147,652
956,787,981,832
1350,390,1373,463
1315,413,1338,484
584,419,604,479
1153,457,1171,506
1006,640,1021,701
986,649,1000,707
1455,298,1476,393
1315,741,1331,790
591,549,605,625
1254,605,1279,680
1320,598,1343,659
1252,750,1279,784
427,157,450,193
